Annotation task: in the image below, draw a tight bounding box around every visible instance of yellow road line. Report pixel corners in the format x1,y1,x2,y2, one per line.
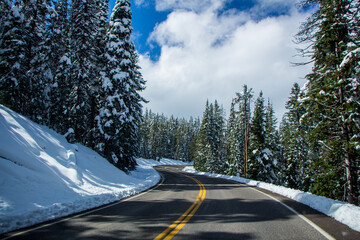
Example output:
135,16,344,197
154,167,206,240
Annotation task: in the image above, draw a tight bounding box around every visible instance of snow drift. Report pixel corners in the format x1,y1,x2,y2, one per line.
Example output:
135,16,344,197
0,105,186,234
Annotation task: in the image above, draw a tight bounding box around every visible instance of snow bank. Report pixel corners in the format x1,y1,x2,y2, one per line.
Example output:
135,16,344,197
183,166,360,232
0,105,186,234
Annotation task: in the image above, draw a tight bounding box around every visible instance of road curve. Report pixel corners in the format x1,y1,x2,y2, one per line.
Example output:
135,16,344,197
1,165,360,240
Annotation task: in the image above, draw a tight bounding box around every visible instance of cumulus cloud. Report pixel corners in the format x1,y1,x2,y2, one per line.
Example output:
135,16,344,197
139,1,312,120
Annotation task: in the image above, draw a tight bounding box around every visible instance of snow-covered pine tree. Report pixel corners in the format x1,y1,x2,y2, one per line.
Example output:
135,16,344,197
279,115,297,187
250,92,266,152
187,116,200,162
280,83,314,191
166,115,177,158
248,91,277,183
66,0,102,144
49,0,69,76
265,99,278,149
207,100,225,173
194,100,211,172
235,85,253,177
189,117,201,162
113,0,145,170
21,0,54,124
194,100,225,173
296,0,359,204
225,100,241,175
146,113,159,159
138,108,151,159
264,99,279,182
96,0,146,171
175,118,190,161
0,0,27,113
225,86,253,177
49,0,72,134
94,0,108,61
0,0,6,17
88,0,108,149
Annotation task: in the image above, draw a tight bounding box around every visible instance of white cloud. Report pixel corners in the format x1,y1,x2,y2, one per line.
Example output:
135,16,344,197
139,2,312,121
134,0,154,7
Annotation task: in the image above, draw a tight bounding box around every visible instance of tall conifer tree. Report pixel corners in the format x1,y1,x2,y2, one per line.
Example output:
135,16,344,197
248,91,277,183
236,85,253,177
0,0,27,112
66,0,101,144
96,0,145,170
279,83,312,190
225,100,241,175
297,0,359,204
21,0,54,123
49,0,71,133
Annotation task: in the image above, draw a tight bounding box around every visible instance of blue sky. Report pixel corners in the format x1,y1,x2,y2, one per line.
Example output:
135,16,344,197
129,0,257,60
109,0,314,121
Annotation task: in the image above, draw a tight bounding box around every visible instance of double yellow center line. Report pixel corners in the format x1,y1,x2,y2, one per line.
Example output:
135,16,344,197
154,167,206,240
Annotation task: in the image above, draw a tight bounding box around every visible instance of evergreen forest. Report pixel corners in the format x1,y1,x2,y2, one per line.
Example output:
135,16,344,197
1,0,359,206
0,0,145,171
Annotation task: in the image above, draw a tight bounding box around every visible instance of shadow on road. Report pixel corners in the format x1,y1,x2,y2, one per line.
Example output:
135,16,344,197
3,166,359,240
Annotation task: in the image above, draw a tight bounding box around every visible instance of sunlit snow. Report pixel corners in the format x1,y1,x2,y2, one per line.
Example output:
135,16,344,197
0,105,186,234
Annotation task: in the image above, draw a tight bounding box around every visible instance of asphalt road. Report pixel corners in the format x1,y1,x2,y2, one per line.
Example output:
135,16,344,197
2,165,360,240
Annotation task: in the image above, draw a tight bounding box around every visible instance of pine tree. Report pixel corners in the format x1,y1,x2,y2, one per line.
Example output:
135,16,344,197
189,117,201,162
163,115,176,158
175,118,189,161
225,100,241,175
264,99,280,182
49,0,69,76
0,0,27,112
67,0,102,144
194,100,225,173
96,0,145,170
297,0,360,204
248,91,266,181
138,108,151,159
265,99,278,150
195,101,211,171
279,83,312,190
112,0,146,170
248,91,277,183
187,116,200,162
225,85,253,176
147,113,159,159
49,0,71,134
21,0,54,123
235,85,253,177
207,100,225,173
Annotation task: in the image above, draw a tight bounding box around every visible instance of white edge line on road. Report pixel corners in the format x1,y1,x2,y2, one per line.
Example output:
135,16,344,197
2,169,166,240
183,169,336,240
250,187,335,240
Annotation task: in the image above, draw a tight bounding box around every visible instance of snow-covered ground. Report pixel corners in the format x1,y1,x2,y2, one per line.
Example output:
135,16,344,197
183,166,360,232
0,105,187,234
